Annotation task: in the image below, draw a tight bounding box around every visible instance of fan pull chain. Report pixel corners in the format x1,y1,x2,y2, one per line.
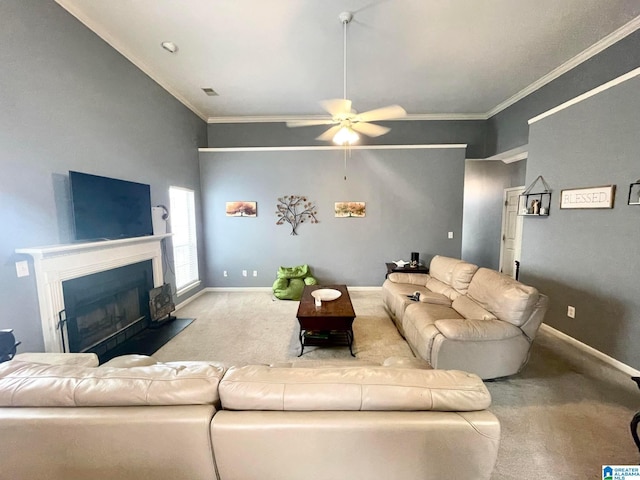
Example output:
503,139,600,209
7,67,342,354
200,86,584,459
343,145,353,180
344,148,347,180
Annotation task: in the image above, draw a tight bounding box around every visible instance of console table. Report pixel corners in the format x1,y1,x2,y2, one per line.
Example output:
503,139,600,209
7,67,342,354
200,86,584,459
385,262,429,278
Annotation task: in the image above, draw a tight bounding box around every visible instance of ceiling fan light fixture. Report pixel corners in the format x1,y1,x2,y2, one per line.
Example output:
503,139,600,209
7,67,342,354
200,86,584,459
333,126,359,145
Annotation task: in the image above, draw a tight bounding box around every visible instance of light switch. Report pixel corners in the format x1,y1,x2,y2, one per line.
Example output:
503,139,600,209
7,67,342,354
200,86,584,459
448,232,454,239
16,261,29,277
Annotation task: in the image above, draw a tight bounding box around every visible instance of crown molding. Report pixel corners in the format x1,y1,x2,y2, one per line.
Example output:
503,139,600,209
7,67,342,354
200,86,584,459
484,145,528,163
199,144,467,153
528,66,640,125
486,14,640,119
55,0,208,122
206,113,487,124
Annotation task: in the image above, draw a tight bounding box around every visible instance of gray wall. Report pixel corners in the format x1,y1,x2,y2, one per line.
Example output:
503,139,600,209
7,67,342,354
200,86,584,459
200,148,465,287
208,120,488,158
0,1,207,352
521,75,640,369
462,160,526,269
486,29,640,156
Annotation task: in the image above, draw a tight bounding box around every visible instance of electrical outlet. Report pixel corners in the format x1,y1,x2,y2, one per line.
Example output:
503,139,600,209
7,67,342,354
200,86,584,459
253,270,258,277
448,232,454,239
242,270,247,277
223,270,227,277
567,306,575,318
15,261,29,277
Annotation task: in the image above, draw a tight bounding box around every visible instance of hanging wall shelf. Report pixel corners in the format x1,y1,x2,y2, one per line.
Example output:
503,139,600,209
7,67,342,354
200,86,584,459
628,180,640,205
518,175,552,217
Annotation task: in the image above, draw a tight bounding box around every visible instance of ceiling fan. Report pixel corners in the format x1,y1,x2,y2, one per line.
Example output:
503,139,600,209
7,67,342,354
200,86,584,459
286,11,406,145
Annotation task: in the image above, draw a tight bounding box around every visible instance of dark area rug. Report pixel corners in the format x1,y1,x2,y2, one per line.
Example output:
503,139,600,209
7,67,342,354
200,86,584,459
98,318,194,363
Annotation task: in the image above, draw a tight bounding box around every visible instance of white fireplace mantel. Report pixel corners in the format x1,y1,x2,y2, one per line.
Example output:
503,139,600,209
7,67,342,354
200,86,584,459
16,235,170,352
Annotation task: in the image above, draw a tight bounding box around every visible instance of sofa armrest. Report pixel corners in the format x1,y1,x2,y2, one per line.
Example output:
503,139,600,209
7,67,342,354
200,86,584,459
387,272,429,286
434,319,522,341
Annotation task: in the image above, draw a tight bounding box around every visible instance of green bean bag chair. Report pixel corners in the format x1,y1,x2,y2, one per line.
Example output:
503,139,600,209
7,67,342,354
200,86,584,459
272,264,317,300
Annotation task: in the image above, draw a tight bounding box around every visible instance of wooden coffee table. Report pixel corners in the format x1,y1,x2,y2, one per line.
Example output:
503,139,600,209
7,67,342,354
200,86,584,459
296,284,356,357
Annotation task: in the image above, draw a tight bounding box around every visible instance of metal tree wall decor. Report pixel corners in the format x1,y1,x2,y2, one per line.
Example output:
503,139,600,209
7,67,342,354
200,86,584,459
276,195,318,235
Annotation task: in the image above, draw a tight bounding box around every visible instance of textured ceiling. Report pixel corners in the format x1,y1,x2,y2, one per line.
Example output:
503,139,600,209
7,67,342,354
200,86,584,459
56,0,640,121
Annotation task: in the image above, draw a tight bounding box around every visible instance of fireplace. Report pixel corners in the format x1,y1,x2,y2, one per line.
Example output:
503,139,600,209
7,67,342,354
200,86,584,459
16,235,168,353
62,261,153,356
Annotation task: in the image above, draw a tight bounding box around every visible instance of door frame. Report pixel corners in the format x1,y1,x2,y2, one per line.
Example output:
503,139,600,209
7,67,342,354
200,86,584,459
498,186,525,277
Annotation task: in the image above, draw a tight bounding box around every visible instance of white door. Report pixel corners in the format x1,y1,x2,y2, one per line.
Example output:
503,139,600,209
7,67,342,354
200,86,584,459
499,186,525,278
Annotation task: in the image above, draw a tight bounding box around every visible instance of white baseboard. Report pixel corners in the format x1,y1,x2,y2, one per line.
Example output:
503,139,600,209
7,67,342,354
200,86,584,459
540,323,640,377
175,285,382,309
204,287,274,293
174,288,208,310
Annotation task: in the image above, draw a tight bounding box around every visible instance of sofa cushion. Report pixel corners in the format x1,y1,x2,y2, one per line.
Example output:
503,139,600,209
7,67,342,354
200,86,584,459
451,262,479,294
428,256,478,294
452,296,497,320
419,291,452,306
435,319,523,341
219,365,491,412
100,354,158,368
387,272,429,286
467,268,539,327
0,360,226,407
428,255,461,285
425,277,461,301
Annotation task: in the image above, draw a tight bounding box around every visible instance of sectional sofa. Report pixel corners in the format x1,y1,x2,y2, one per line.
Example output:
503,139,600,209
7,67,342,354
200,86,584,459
383,255,549,379
0,354,500,480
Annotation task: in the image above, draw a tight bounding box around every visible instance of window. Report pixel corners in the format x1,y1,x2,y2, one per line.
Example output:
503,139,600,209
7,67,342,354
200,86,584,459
169,186,199,292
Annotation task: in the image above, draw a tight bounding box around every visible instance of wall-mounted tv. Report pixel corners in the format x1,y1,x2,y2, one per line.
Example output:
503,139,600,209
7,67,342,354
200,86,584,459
69,171,153,241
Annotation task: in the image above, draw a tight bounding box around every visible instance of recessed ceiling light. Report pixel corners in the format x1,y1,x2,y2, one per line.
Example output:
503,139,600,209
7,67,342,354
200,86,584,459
202,88,219,97
161,41,178,53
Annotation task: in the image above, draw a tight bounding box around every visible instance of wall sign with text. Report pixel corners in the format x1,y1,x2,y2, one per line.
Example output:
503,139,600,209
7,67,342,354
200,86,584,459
560,185,615,209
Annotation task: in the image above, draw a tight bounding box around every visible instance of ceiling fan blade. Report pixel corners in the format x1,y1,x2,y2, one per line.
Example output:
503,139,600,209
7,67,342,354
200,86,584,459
354,104,406,123
319,98,353,117
351,122,391,138
315,125,342,142
286,119,335,127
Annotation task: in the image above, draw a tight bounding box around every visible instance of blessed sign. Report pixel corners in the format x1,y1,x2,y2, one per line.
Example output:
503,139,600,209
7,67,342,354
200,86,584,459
560,185,615,209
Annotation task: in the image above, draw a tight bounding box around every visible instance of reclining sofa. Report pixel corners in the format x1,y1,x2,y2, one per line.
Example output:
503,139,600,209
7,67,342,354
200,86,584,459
383,255,549,380
0,354,500,480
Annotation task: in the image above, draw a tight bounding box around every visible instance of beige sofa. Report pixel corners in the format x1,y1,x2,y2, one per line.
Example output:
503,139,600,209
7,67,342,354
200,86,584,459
383,255,549,380
0,354,500,480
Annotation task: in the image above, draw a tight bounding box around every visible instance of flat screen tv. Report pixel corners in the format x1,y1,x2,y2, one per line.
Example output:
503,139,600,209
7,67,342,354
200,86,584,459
69,171,153,241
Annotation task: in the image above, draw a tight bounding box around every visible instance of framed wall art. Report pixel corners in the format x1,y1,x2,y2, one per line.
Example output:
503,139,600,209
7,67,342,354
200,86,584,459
335,202,366,218
559,185,615,209
226,201,257,217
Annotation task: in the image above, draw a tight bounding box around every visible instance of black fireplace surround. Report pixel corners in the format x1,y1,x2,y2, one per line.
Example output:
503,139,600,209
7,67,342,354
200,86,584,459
62,261,154,357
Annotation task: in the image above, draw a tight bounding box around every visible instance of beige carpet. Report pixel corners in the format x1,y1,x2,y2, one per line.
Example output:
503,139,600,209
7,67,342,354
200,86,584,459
154,290,414,365
154,290,640,479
